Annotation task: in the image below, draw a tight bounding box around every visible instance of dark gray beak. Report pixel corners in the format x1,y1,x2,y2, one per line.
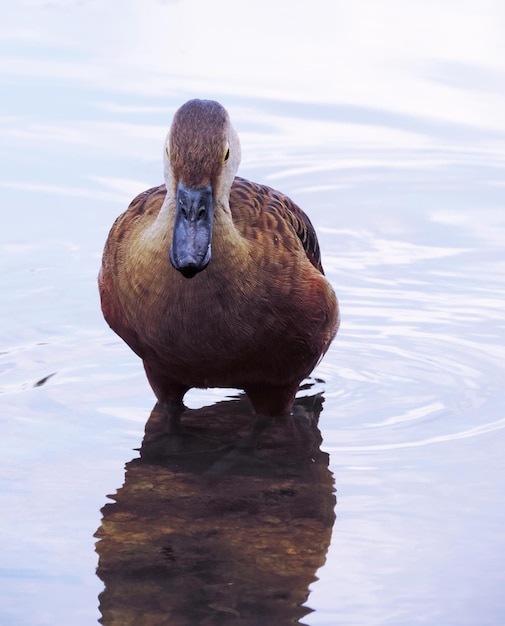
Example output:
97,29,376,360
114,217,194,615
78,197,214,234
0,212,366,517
169,182,214,278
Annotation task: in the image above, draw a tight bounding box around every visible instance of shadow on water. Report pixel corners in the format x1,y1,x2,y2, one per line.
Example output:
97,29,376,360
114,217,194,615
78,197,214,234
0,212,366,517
94,387,336,625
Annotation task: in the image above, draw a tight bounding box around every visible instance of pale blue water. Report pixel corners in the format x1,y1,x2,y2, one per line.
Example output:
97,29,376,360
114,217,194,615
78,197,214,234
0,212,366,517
1,1,505,624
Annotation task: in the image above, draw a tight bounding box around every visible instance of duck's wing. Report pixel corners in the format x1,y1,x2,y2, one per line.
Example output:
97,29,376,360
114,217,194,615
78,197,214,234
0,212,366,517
98,184,167,357
121,184,167,222
230,176,325,274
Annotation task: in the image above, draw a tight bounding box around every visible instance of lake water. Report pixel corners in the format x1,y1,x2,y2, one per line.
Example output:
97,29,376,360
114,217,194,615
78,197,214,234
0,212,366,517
1,1,505,624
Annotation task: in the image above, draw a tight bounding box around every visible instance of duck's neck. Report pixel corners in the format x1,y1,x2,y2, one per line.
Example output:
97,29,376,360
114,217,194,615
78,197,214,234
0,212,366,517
141,191,246,278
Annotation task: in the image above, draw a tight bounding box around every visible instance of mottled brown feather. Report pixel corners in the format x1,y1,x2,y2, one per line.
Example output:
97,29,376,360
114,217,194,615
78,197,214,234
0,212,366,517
230,176,324,274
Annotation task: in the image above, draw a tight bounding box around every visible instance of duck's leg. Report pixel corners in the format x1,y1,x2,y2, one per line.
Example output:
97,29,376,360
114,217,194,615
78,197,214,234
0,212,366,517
142,360,189,426
244,382,300,419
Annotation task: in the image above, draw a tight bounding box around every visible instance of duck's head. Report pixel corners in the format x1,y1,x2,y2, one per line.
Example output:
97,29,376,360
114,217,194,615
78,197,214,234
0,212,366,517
164,99,241,279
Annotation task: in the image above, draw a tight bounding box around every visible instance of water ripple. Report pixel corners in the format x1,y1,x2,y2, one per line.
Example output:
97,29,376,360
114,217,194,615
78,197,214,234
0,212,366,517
317,220,505,453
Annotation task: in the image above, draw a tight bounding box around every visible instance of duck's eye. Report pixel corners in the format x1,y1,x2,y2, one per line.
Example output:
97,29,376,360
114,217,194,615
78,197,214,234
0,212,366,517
223,146,230,163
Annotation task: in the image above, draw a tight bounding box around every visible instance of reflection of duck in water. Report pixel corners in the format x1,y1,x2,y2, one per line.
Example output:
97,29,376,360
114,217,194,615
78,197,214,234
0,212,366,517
95,390,336,625
99,99,339,421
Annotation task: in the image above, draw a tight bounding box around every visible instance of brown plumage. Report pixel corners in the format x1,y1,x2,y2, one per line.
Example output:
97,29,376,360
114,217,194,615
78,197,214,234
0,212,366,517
99,99,339,418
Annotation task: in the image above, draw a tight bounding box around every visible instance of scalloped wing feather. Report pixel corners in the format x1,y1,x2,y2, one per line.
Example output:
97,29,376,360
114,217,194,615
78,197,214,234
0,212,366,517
230,176,324,274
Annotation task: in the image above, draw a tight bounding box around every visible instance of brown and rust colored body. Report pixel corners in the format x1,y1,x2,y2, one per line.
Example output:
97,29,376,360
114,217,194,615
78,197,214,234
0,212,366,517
99,99,339,417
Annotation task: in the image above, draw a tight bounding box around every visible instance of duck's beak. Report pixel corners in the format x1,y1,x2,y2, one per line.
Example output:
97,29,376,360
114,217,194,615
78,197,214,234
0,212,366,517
169,182,214,278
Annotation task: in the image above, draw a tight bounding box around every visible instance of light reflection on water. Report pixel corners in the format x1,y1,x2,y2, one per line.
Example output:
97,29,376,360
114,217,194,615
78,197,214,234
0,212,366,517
1,1,505,624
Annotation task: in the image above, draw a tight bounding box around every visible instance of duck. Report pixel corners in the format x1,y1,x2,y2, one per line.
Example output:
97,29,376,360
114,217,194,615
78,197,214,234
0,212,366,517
98,99,339,419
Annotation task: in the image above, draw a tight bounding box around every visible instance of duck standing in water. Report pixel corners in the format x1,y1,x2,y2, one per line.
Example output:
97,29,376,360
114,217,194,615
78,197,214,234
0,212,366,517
99,99,339,419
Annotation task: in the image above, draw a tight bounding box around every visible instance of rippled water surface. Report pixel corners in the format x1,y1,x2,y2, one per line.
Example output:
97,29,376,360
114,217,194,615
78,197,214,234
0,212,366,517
1,1,505,625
